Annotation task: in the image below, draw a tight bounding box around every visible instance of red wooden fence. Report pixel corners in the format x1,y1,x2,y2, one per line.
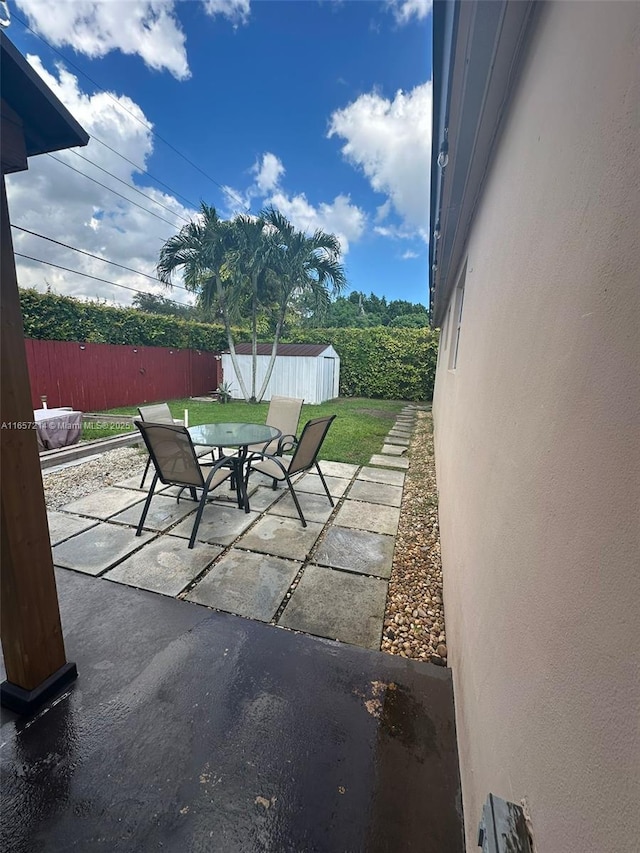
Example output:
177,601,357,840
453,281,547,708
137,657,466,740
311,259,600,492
25,340,221,411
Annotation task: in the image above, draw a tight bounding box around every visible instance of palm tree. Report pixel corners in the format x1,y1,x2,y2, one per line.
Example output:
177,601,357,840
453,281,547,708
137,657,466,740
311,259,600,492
257,207,346,401
156,203,251,400
224,214,277,402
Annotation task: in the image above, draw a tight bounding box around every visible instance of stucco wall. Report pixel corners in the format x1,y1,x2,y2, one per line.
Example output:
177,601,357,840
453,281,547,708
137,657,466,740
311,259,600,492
433,3,640,851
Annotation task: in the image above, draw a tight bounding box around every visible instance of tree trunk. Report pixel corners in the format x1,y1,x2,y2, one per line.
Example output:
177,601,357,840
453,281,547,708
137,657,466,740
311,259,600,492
216,275,250,401
250,274,258,403
256,304,286,402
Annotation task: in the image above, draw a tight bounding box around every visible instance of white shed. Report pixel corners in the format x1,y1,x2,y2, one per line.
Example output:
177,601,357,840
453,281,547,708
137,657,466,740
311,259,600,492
221,343,340,404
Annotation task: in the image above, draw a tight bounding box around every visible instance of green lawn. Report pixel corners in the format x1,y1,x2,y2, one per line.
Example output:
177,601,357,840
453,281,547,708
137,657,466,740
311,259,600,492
89,397,406,466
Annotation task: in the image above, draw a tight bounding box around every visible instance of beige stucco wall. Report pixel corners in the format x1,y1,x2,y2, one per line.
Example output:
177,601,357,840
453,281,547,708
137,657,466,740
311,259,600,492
433,3,640,851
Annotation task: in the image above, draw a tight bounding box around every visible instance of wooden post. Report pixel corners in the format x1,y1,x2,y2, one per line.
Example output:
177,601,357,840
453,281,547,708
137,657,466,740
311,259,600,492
0,176,76,714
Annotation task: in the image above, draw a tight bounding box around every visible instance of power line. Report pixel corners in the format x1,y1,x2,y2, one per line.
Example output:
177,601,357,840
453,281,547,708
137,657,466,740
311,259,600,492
15,252,196,308
11,224,191,292
68,149,192,224
47,153,183,230
13,11,252,213
91,136,199,210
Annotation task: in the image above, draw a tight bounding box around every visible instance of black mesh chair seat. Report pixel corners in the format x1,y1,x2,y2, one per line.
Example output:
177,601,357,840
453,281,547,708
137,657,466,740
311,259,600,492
245,415,336,527
134,420,232,548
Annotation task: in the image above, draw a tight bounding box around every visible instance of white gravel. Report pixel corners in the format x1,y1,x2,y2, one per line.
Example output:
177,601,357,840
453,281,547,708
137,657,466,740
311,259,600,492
43,447,146,510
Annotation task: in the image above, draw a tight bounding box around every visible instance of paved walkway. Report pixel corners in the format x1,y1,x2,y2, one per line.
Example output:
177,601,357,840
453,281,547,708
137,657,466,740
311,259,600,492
47,406,418,651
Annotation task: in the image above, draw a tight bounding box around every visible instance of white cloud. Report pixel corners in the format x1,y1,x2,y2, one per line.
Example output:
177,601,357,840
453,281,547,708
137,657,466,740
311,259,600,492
202,0,250,27
401,250,419,259
386,0,432,25
7,55,196,307
16,0,190,79
328,82,432,240
376,199,391,222
251,153,285,194
267,191,365,255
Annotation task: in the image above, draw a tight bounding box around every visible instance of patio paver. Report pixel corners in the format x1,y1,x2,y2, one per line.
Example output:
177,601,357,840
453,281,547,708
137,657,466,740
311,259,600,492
295,472,351,498
369,454,409,469
52,522,155,575
316,460,358,479
245,485,284,512
237,515,324,561
47,510,98,546
278,563,388,649
313,527,395,578
59,487,146,520
267,490,334,524
357,466,406,486
105,536,222,596
113,473,168,493
347,480,403,507
109,495,197,531
186,549,299,621
169,503,260,546
334,500,401,535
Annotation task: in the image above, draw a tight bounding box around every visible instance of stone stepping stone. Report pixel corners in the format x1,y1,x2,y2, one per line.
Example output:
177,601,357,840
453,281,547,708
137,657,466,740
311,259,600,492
313,527,395,579
335,500,401,536
105,537,222,596
236,515,323,562
381,444,407,456
389,427,412,435
369,454,409,470
347,480,403,507
186,549,299,622
59,487,146,520
267,491,334,524
169,504,259,547
295,473,351,498
47,510,98,546
385,435,410,446
53,522,154,575
109,495,197,532
278,564,387,650
357,467,406,487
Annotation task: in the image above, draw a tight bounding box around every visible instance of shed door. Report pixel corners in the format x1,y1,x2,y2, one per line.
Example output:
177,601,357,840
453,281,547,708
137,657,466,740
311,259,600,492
323,357,335,401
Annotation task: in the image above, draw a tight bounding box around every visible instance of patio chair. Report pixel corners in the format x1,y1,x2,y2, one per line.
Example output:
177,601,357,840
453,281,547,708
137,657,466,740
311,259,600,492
134,421,232,549
138,403,211,487
244,415,336,527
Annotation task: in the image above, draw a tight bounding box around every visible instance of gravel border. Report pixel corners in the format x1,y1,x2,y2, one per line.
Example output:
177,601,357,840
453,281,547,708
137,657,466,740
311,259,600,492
380,411,447,665
43,446,146,510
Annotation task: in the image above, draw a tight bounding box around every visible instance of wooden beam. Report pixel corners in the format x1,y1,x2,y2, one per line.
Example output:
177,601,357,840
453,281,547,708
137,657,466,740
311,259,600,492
0,177,76,711
1,99,27,174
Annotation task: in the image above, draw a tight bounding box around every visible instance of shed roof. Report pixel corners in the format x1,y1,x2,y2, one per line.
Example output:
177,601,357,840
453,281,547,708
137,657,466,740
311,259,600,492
1,31,89,162
228,344,333,357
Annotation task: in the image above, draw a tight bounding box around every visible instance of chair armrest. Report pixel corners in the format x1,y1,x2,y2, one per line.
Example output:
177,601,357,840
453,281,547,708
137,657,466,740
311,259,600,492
277,434,298,455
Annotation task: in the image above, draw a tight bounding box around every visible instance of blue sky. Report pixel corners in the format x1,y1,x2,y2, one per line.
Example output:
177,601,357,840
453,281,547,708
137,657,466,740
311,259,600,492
6,0,433,309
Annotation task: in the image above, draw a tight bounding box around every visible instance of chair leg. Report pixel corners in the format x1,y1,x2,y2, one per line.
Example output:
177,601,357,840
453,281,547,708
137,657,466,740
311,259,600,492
136,472,159,535
140,455,152,488
314,462,335,507
285,476,307,527
189,484,210,549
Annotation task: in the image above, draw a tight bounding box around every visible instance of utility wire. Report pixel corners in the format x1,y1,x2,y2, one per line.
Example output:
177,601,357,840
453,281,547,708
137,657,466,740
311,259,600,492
47,153,183,230
10,224,190,292
91,136,199,211
68,149,192,224
13,11,252,213
15,252,195,308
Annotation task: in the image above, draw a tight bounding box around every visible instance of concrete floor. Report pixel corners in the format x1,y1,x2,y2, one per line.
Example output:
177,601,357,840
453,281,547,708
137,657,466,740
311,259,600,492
0,569,464,852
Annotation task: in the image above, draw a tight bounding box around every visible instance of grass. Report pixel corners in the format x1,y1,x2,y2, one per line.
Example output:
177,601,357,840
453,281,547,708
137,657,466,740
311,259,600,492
86,397,407,466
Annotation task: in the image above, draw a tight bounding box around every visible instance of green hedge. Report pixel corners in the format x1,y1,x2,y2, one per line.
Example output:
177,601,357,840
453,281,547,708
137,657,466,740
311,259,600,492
19,289,237,351
20,290,439,401
283,327,439,401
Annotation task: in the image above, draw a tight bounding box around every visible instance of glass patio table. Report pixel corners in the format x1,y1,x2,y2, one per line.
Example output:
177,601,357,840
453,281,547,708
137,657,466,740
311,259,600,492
188,422,281,512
